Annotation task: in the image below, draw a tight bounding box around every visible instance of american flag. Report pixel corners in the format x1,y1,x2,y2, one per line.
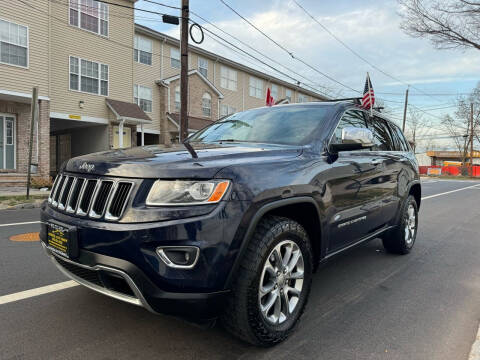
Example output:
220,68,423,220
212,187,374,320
361,73,375,110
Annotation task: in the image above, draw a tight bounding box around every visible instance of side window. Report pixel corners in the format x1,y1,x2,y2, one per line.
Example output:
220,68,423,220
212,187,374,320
388,122,409,151
367,116,395,151
331,110,367,145
395,124,410,151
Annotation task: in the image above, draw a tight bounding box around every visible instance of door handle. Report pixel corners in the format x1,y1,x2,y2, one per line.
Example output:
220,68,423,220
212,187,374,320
370,159,383,166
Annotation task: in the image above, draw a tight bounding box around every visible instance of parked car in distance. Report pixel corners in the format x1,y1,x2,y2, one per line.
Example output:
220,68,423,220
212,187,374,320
40,101,421,345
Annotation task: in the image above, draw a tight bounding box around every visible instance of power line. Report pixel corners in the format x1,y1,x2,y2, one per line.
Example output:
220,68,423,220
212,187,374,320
291,0,446,104
188,8,332,96
218,0,360,94
196,22,331,98
139,0,181,10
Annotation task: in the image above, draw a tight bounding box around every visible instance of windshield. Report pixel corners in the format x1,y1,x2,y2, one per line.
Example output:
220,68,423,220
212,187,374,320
188,105,331,146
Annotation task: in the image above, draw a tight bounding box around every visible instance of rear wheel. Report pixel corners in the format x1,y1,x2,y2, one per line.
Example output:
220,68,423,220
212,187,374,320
221,216,313,346
382,195,418,254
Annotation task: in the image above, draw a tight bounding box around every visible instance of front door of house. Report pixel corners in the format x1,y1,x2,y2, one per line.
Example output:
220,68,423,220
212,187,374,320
113,126,131,149
0,114,16,170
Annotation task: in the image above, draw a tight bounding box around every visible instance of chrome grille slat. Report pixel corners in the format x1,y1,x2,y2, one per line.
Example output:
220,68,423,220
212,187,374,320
58,176,74,210
52,175,67,207
77,179,99,216
105,182,134,221
48,175,61,204
89,181,114,218
49,174,133,221
66,178,85,213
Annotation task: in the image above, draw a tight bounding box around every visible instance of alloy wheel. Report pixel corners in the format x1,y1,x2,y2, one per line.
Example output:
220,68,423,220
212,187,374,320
405,204,416,246
258,240,304,325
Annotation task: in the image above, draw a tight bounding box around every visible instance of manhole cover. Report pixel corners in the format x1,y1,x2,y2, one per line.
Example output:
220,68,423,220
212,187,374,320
9,232,40,242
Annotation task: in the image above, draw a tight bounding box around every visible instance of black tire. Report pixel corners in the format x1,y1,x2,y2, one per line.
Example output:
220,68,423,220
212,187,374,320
382,195,418,254
221,216,313,346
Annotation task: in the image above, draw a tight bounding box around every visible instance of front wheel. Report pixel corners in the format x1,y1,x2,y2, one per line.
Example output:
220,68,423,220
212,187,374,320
221,216,313,346
382,195,418,254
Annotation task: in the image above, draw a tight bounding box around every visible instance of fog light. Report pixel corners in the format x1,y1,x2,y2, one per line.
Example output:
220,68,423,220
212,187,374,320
156,246,199,269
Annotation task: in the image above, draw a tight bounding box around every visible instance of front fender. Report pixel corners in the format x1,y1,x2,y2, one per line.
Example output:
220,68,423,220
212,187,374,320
223,196,324,290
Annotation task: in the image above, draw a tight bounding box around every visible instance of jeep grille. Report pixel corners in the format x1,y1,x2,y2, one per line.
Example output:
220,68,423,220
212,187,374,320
48,174,133,221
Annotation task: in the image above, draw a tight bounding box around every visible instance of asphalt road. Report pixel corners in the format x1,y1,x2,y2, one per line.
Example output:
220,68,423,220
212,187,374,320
0,179,479,360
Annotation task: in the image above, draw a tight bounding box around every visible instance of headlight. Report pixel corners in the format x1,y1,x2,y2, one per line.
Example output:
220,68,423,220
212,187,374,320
146,180,230,206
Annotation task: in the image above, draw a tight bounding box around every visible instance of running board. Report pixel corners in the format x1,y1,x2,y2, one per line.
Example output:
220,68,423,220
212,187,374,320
324,225,393,260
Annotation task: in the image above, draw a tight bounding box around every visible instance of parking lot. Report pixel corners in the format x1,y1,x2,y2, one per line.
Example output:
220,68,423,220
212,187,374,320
0,179,479,360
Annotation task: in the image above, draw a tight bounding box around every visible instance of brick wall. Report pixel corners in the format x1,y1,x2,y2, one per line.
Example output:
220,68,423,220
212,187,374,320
169,74,220,122
0,99,49,180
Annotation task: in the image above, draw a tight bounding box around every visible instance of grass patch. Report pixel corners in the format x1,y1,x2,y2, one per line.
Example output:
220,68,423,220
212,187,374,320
0,194,49,207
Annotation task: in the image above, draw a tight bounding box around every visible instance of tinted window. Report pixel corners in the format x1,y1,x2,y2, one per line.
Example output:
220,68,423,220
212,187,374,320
367,116,395,151
189,105,331,146
331,110,367,145
389,123,410,152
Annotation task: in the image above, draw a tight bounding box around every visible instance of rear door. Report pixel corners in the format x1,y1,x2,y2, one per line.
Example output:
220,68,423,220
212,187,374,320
364,115,402,228
325,109,387,252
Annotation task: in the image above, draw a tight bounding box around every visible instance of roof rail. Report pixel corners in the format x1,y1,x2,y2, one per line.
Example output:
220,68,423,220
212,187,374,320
318,97,362,104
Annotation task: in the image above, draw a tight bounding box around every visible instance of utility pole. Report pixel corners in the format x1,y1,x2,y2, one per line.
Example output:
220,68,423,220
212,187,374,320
179,0,189,142
470,102,474,176
402,86,409,132
26,86,39,199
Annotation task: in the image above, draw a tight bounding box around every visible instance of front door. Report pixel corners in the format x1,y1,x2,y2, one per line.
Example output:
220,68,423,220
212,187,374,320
0,114,16,170
113,126,131,149
325,109,386,253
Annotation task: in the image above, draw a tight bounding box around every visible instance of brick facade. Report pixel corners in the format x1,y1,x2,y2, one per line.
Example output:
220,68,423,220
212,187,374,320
0,99,50,180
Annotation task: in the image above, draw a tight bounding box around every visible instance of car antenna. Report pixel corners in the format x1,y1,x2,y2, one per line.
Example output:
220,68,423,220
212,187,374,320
183,140,198,159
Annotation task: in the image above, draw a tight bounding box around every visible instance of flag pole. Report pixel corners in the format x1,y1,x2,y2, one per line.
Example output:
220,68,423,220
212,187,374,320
367,72,373,117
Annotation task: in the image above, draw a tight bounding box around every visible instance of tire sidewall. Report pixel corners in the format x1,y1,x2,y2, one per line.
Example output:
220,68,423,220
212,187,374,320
400,195,418,252
247,223,313,338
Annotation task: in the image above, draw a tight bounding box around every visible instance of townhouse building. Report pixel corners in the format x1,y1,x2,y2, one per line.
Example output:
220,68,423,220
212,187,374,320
0,0,326,185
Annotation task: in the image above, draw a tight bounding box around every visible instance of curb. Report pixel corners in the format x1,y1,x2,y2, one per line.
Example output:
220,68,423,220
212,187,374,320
470,324,480,360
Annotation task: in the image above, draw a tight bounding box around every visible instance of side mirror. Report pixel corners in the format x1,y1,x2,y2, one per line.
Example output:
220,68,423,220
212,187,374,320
330,127,374,152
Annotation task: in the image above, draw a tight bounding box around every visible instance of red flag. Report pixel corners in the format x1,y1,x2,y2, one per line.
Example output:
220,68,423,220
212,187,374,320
266,88,274,107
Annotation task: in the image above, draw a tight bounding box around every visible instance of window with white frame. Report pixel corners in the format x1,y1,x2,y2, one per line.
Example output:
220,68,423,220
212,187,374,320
298,93,308,103
134,85,152,112
202,93,212,117
220,66,237,91
198,57,208,77
249,76,263,98
174,85,180,111
220,104,236,117
70,56,108,96
134,35,152,65
285,89,292,102
0,19,28,67
271,84,278,100
69,0,108,37
170,48,180,69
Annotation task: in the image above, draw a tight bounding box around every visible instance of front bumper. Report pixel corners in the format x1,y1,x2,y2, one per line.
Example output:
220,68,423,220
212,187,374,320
41,242,230,319
39,199,249,318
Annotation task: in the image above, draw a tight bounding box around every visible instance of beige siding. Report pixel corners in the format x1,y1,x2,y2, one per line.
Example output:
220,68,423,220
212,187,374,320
49,0,134,120
162,43,180,79
134,34,161,133
0,0,50,98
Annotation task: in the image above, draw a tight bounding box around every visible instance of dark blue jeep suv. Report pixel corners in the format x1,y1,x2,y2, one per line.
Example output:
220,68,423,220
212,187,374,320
40,101,421,345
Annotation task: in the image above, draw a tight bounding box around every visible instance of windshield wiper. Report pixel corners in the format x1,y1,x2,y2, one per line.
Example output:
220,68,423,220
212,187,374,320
211,139,244,143
182,140,198,159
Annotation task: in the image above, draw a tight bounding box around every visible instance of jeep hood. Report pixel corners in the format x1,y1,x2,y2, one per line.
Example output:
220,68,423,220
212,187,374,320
64,143,303,178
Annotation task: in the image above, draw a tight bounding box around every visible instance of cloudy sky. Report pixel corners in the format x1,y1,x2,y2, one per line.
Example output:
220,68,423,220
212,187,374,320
135,0,480,149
